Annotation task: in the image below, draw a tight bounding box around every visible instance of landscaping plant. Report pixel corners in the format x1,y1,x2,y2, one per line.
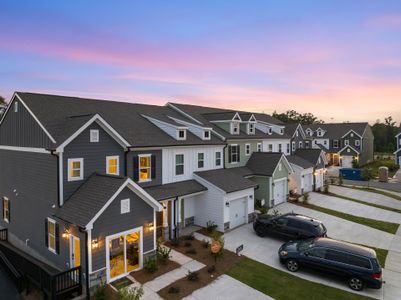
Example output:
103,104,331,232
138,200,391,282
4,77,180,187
144,257,158,273
206,221,218,233
303,192,310,205
210,233,225,266
92,282,107,300
202,239,210,248
323,184,329,194
187,270,199,281
117,286,144,300
168,286,180,294
156,245,171,264
361,167,375,188
184,233,195,240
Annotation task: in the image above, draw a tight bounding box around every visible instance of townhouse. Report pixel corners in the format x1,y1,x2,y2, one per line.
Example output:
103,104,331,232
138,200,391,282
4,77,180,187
395,127,401,165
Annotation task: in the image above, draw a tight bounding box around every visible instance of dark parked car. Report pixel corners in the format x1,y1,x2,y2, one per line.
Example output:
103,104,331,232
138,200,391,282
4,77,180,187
253,213,327,240
278,238,382,291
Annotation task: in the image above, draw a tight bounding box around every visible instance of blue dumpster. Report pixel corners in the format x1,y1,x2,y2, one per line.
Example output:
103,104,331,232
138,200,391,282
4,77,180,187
340,168,364,181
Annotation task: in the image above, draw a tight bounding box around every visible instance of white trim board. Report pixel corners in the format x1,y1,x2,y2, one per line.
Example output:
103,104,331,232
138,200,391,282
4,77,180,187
0,145,51,153
166,103,204,125
338,144,360,155
341,129,362,139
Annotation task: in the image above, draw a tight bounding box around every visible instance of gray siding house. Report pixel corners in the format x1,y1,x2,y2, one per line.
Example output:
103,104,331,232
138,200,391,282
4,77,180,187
395,127,401,165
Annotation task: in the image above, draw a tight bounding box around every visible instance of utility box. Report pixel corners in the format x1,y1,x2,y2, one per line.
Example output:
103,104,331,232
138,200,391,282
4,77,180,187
378,166,389,183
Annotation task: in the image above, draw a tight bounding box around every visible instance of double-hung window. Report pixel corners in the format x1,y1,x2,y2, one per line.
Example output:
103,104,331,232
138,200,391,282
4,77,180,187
268,144,273,152
198,153,204,169
47,218,57,253
229,145,240,163
248,123,255,134
355,140,360,147
231,122,240,135
345,140,349,146
245,144,251,156
286,143,290,154
3,197,9,223
257,143,262,152
139,155,151,181
215,152,222,166
106,156,120,176
333,140,339,148
68,158,83,181
278,144,282,153
175,154,184,175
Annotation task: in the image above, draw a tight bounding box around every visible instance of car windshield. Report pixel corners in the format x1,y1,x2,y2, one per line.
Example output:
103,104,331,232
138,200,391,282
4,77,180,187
297,239,314,251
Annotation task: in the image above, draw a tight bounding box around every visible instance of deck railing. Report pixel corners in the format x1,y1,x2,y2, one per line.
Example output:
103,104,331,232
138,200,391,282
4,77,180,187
0,228,8,241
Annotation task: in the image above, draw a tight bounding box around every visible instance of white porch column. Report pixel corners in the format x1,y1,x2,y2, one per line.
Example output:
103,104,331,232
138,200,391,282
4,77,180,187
178,198,183,224
170,199,175,231
162,201,168,227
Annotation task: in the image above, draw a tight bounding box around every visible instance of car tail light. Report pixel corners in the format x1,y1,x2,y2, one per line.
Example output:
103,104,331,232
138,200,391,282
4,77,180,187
372,273,381,279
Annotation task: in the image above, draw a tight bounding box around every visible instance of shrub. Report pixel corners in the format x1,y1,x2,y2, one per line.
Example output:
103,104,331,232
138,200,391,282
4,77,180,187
185,248,197,255
187,271,199,281
338,175,343,186
184,233,195,240
206,221,218,233
259,207,268,214
323,184,329,194
157,245,171,264
184,241,191,247
144,257,157,273
207,265,216,273
93,282,107,300
202,239,209,248
303,192,310,205
168,286,180,294
330,178,335,185
352,159,360,168
117,286,144,300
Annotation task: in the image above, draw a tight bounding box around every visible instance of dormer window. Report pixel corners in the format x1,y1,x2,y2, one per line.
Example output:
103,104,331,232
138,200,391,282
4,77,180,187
231,122,240,135
317,129,324,137
267,127,272,135
280,128,284,135
306,129,313,136
203,130,211,140
177,129,186,140
248,123,255,135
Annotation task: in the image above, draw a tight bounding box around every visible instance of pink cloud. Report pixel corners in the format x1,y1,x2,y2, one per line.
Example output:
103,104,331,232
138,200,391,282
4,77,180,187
367,13,401,27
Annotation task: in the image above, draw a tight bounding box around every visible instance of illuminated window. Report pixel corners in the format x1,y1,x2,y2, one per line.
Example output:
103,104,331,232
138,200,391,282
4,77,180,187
3,197,9,223
68,158,83,181
139,155,151,181
106,156,119,175
47,218,56,253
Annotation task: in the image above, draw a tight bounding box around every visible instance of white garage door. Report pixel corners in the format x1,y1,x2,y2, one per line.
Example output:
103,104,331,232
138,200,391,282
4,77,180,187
274,179,287,205
229,197,247,229
303,174,313,192
315,172,324,190
342,156,353,168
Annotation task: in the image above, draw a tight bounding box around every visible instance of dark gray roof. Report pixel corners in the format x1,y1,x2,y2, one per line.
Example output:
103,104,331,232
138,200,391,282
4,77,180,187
194,168,258,193
55,173,127,227
246,152,284,176
17,92,224,148
168,103,288,140
287,155,314,169
302,123,368,139
284,123,301,137
144,180,206,201
295,149,323,166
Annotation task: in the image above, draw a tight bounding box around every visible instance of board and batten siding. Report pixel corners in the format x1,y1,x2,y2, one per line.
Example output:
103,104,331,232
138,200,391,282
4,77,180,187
127,150,162,188
262,139,291,154
0,97,54,148
63,123,125,200
225,139,263,168
162,145,224,184
223,188,254,225
91,187,155,272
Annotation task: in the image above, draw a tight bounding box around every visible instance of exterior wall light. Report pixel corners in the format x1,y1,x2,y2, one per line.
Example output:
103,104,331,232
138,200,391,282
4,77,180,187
225,202,230,207
146,222,154,233
92,238,99,249
62,229,70,239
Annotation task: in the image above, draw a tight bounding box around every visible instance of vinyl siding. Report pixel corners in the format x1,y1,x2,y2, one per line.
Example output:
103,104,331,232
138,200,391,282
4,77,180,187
63,123,125,200
262,139,291,154
91,187,154,271
0,98,54,148
252,176,270,202
127,150,162,188
225,139,263,168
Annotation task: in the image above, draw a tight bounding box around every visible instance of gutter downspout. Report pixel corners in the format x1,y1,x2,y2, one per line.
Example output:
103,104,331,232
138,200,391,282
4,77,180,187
79,227,90,300
124,148,129,177
222,144,228,169
50,150,60,208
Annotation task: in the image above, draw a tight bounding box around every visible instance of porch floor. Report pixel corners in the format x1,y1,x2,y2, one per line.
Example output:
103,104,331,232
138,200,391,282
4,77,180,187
180,225,202,237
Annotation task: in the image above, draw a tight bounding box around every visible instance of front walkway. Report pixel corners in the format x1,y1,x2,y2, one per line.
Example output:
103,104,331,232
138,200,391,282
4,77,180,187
330,185,401,210
384,226,401,300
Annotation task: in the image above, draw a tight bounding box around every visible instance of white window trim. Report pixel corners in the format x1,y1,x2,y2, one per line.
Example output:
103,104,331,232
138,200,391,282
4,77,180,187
247,123,255,135
3,197,9,223
68,158,84,181
333,140,339,148
47,218,57,254
106,155,120,176
197,152,205,169
215,151,222,167
355,140,361,146
345,140,350,146
203,130,211,140
90,129,99,143
292,141,296,152
278,163,282,171
175,154,185,176
286,143,290,154
299,141,303,148
138,154,152,182
268,144,273,152
177,129,186,140
245,143,251,156
257,143,262,152
120,199,130,214
230,144,240,164
231,122,240,135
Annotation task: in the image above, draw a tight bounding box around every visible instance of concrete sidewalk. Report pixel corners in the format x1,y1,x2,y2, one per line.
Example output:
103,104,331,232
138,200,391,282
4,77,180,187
308,191,401,224
330,185,401,210
343,180,401,192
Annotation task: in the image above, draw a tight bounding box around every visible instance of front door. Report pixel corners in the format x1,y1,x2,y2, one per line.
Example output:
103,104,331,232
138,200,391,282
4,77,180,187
70,235,81,268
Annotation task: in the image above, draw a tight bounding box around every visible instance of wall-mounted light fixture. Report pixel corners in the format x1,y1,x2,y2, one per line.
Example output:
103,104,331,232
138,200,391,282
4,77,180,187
92,238,99,249
62,229,70,239
146,222,154,233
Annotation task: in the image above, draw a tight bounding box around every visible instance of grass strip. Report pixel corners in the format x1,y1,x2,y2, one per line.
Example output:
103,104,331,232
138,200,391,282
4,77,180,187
227,257,374,300
342,185,401,201
296,202,399,234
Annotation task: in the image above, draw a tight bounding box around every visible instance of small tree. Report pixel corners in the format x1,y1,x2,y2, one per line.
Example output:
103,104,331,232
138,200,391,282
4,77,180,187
118,286,144,300
210,233,225,267
361,168,374,188
338,174,343,186
323,184,329,194
303,192,310,205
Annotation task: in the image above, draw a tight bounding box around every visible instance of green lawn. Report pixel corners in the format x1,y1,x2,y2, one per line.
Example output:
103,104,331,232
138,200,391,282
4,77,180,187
327,191,401,214
345,186,401,201
367,247,388,267
297,202,399,234
227,258,374,300
361,159,399,178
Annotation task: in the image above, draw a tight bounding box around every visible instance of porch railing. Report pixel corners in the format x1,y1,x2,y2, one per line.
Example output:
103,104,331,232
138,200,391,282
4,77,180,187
0,228,7,241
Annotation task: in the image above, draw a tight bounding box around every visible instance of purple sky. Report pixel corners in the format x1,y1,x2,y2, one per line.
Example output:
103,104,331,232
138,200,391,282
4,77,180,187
1,1,401,124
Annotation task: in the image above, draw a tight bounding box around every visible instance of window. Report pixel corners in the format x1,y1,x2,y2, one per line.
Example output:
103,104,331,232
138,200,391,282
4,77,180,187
279,144,282,153
325,249,348,264
90,129,99,142
204,130,211,140
138,155,151,181
267,127,272,135
286,143,290,154
245,144,251,156
248,123,255,134
295,131,299,137
175,154,184,175
229,145,240,163
68,158,83,181
333,140,339,148
231,122,240,135
215,152,222,166
308,248,326,259
292,141,296,152
120,199,130,214
350,133,354,137
106,156,120,175
347,148,351,153
268,144,273,152
278,163,282,171
347,254,371,269
3,197,9,223
317,130,323,137
280,128,284,135
177,130,186,140
257,143,262,152
323,140,327,145
355,140,360,146
318,157,321,164
345,140,349,146
306,129,312,136
14,101,18,113
305,141,310,148
198,153,204,168
47,218,57,253
299,141,303,148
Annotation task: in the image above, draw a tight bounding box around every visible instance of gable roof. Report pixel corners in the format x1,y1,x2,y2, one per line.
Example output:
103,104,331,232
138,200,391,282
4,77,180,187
302,123,368,139
295,149,324,166
144,180,206,201
55,173,162,228
246,152,291,176
286,155,315,169
194,168,258,193
17,92,224,149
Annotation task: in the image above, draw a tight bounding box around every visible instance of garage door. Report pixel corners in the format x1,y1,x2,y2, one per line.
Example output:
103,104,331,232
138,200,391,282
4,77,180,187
274,180,287,205
303,174,313,192
342,156,353,168
229,197,247,229
315,172,324,190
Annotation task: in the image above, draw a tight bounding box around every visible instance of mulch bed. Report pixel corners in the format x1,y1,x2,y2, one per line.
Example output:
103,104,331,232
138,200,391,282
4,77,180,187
110,276,133,290
196,227,223,238
159,238,243,299
131,259,181,284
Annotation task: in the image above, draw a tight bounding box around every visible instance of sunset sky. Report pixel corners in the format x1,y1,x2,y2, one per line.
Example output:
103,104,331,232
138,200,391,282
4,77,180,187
1,1,401,124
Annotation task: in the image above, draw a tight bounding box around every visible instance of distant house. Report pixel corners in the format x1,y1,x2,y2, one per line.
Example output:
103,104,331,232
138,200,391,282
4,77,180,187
395,127,401,165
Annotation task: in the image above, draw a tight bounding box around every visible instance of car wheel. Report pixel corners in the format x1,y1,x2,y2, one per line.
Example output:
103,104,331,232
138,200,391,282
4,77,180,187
348,277,364,291
286,259,299,272
255,226,266,237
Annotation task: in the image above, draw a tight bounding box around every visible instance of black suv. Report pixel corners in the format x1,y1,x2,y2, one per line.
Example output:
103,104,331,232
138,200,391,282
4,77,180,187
278,238,382,291
253,213,327,240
